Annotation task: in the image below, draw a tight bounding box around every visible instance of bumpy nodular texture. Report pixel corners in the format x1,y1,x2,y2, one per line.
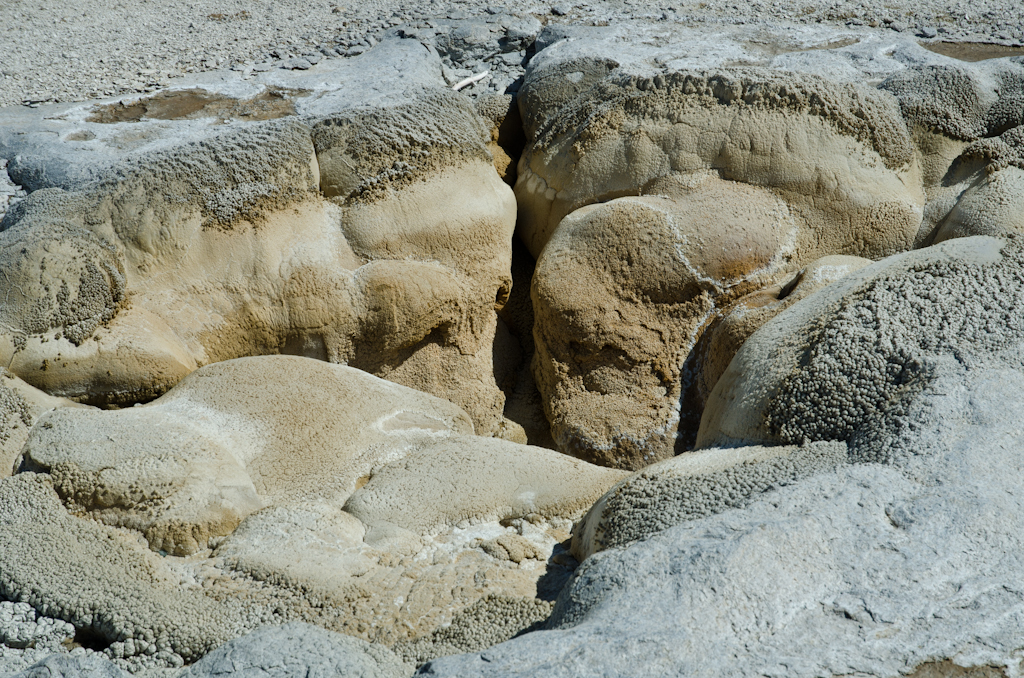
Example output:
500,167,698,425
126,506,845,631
572,441,848,559
767,236,1024,462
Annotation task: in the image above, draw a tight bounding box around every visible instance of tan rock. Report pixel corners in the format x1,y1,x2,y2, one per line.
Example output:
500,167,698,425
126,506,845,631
11,353,624,653
943,131,1024,247
344,436,628,535
518,67,924,468
0,89,517,435
20,355,474,556
516,69,923,260
532,183,800,469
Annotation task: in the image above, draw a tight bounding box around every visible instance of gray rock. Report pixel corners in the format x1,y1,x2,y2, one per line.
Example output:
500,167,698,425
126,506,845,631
419,236,1024,677
180,623,412,678
281,57,312,70
10,655,131,678
0,601,75,650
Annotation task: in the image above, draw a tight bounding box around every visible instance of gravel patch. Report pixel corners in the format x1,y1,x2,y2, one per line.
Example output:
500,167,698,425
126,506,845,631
0,0,1021,109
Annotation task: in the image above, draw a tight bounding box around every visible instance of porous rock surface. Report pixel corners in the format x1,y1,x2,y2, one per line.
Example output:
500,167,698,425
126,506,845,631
0,473,271,669
419,234,1024,678
3,355,625,664
571,440,848,560
878,57,1024,246
519,24,1024,468
0,37,517,436
0,602,86,676
0,371,85,478
9,655,131,678
392,595,552,666
692,255,873,409
178,623,411,678
699,235,1024,450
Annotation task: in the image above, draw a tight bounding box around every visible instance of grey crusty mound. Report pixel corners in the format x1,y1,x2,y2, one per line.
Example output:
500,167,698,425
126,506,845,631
572,441,848,560
0,473,270,667
698,235,1024,452
392,595,552,666
880,60,1024,141
179,623,412,678
769,236,1024,453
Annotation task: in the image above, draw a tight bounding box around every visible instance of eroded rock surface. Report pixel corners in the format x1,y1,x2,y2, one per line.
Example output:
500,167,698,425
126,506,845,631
0,38,517,436
3,9,1024,678
2,356,625,667
420,234,1024,678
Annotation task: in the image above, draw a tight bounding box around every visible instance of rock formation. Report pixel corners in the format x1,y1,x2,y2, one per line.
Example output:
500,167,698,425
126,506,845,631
2,7,1024,678
422,234,1024,678
0,40,517,436
1,355,624,670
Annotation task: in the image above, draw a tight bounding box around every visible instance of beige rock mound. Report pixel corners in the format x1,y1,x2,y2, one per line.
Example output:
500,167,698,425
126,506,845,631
10,354,625,657
932,128,1024,244
517,68,923,259
532,184,802,468
20,355,473,556
0,87,517,435
0,370,85,477
517,66,924,469
344,436,627,535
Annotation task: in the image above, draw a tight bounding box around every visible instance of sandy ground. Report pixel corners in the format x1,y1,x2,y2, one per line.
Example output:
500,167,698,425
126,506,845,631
0,0,1021,109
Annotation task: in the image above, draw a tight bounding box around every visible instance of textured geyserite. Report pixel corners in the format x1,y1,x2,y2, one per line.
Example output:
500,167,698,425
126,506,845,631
520,62,924,468
419,234,1024,678
0,54,517,436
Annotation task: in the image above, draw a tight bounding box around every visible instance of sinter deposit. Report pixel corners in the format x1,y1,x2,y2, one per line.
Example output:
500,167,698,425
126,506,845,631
2,1,1024,677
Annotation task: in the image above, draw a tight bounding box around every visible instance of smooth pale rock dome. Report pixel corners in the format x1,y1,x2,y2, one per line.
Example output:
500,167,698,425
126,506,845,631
19,355,474,556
